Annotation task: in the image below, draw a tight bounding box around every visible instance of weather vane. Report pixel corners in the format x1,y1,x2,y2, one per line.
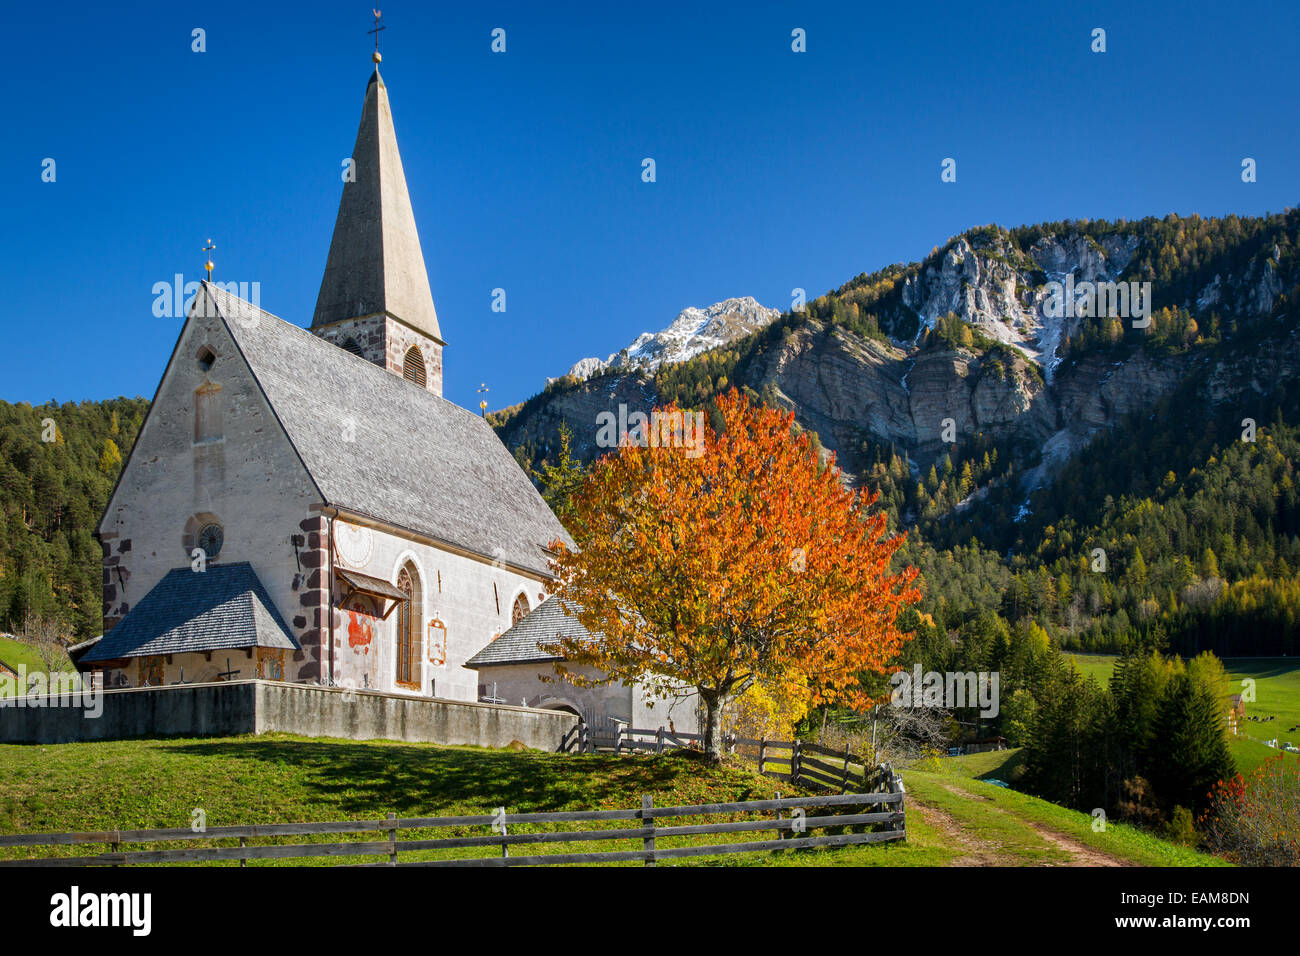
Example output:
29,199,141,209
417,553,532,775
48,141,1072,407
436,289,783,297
477,382,489,417
368,9,385,64
203,239,216,281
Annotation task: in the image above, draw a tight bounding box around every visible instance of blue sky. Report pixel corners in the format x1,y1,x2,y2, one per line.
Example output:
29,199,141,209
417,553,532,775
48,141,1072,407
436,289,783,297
2,0,1297,411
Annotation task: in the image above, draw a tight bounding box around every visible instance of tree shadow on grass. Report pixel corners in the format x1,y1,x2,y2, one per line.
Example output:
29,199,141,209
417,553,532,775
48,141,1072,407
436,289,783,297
159,738,761,817
975,749,1026,783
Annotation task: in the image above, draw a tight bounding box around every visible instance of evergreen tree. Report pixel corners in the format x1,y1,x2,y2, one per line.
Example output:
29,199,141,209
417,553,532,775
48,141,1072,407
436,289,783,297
531,422,586,527
1145,673,1235,814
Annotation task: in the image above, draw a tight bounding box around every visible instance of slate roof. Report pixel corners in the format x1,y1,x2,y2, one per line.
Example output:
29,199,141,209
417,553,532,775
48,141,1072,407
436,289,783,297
466,596,598,667
83,562,299,662
205,282,573,577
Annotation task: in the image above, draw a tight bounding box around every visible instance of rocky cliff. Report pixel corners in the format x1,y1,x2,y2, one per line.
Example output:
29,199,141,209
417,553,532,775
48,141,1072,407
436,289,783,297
500,212,1300,517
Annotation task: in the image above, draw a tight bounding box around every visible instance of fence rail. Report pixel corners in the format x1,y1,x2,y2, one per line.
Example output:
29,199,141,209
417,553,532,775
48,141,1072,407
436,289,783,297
0,789,905,867
588,723,885,796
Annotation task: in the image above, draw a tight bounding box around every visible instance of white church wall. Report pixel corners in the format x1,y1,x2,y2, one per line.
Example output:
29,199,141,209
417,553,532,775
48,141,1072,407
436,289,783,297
473,662,630,720
329,520,551,702
101,646,288,689
472,663,701,735
633,679,702,736
97,305,326,687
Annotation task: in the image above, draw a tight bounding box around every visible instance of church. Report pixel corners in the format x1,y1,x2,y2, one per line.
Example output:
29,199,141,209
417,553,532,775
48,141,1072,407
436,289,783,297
78,52,698,737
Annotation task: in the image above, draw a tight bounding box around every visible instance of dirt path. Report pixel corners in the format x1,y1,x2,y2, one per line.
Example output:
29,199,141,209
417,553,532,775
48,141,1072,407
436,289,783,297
911,782,1129,867
908,800,1012,866
1028,823,1127,867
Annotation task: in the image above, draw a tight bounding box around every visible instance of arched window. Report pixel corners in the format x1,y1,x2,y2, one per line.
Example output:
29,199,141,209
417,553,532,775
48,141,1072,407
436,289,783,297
403,346,427,387
340,337,363,357
511,592,530,626
395,564,423,688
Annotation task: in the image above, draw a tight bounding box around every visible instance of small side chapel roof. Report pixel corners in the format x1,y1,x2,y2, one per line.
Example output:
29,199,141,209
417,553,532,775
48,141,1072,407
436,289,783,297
203,282,573,577
466,596,597,668
83,562,299,662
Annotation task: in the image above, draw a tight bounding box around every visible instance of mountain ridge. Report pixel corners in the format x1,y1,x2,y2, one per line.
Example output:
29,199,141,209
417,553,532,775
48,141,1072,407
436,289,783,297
550,296,780,386
500,210,1300,499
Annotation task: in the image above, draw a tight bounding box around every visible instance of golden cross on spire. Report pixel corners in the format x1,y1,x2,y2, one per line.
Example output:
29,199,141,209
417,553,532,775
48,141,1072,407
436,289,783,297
368,9,385,63
477,382,489,417
202,239,216,281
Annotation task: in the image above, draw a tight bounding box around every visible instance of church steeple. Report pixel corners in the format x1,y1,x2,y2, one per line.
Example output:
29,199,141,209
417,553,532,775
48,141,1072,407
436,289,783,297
312,62,444,395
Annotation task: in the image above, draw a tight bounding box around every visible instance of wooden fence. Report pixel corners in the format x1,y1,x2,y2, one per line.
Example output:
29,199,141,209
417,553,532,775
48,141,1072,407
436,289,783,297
0,790,905,867
565,722,889,796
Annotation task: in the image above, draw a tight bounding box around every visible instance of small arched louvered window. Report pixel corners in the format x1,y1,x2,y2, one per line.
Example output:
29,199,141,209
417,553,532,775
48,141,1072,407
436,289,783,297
511,592,530,626
403,346,427,387
340,337,363,357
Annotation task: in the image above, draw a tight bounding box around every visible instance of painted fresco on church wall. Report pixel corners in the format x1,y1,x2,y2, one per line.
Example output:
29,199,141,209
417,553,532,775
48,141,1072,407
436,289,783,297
326,525,550,702
334,522,374,569
427,618,446,667
257,647,285,681
138,656,164,687
98,651,256,688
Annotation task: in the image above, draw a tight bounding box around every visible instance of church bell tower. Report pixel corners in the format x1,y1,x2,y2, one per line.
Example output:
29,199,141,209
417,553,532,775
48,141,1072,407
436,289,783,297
311,41,445,396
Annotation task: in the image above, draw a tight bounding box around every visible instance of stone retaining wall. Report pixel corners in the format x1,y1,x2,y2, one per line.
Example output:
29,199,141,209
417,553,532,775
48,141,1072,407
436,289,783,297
0,679,576,750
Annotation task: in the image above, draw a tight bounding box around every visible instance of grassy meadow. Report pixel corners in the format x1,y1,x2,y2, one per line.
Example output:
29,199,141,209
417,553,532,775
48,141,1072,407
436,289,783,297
1067,653,1300,775
0,733,1223,867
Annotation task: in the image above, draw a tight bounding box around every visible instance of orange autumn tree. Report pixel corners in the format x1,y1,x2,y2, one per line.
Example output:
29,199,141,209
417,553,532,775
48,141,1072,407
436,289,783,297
543,388,921,761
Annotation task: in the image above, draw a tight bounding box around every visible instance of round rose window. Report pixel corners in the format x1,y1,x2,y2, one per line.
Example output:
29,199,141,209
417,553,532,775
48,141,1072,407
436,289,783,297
197,523,224,559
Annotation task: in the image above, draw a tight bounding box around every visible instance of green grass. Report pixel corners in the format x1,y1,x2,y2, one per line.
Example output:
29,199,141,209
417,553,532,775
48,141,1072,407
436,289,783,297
1065,653,1300,774
1067,652,1118,684
1226,657,1300,746
0,636,76,697
905,767,1228,866
940,748,1026,780
0,734,1223,867
0,734,908,866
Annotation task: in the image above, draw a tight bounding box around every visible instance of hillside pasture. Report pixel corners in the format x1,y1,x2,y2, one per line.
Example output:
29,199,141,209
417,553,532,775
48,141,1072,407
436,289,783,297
0,734,1223,867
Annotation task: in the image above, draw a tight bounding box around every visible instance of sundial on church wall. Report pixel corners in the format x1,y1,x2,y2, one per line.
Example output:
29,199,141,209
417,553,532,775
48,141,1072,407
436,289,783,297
335,521,374,569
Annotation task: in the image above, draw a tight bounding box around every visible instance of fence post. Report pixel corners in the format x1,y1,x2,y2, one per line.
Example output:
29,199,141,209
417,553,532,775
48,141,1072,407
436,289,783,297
791,739,802,785
239,836,247,868
758,736,767,775
774,790,784,854
893,771,907,834
109,832,120,868
841,749,852,793
641,794,656,866
656,727,664,753
387,812,397,865
616,726,624,754
580,717,590,753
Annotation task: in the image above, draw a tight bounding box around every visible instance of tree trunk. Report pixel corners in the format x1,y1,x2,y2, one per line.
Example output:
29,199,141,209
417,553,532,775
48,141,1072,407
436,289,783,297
700,689,724,763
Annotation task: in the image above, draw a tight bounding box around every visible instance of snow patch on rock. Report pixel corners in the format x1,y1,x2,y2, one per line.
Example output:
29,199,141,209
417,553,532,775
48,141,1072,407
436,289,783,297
551,296,780,385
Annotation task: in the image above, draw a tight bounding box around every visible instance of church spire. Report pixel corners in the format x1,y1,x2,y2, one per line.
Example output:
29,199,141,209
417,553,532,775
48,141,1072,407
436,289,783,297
312,58,444,363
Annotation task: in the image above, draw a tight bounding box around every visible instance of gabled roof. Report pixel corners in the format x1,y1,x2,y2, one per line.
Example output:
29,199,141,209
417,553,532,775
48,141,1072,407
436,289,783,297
83,562,299,662
466,596,597,668
312,67,442,342
204,282,573,577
